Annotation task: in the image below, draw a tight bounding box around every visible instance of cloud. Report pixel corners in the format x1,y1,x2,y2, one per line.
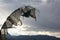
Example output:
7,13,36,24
0,0,60,37
0,0,60,32
21,0,60,33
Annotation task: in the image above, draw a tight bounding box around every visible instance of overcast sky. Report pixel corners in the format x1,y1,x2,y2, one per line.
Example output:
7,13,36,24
0,0,60,38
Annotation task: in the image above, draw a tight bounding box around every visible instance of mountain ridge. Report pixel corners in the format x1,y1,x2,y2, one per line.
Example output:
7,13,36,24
6,34,60,40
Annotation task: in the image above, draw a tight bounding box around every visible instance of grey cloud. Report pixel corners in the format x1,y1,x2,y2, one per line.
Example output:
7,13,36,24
0,0,41,12
0,0,60,33
22,0,60,32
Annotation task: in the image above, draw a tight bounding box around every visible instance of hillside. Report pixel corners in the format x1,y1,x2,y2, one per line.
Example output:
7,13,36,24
6,35,60,40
